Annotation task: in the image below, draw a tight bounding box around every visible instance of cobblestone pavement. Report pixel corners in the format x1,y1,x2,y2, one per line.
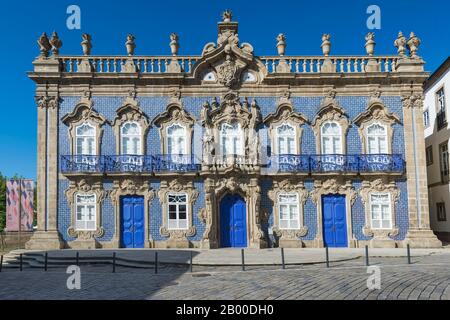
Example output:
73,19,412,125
0,253,450,300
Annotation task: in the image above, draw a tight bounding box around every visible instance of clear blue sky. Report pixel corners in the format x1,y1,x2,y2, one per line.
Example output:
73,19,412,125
0,0,449,180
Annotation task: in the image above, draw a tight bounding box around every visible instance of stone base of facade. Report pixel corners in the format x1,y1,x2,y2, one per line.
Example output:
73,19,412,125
278,239,304,248
66,238,101,249
25,231,64,250
403,229,442,248
369,238,397,248
154,239,191,248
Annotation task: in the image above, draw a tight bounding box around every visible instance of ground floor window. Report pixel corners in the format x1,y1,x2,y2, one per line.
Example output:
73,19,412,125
168,194,188,229
278,193,299,229
437,202,447,222
75,194,96,231
370,193,392,229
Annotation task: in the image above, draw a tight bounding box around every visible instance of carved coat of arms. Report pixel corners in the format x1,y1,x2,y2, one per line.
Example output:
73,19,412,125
217,57,238,87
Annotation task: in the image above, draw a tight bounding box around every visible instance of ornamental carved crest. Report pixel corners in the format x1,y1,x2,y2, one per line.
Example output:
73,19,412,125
216,56,239,87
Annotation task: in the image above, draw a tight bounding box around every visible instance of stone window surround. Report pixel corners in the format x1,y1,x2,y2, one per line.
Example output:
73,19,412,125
264,101,308,156
312,103,350,155
310,178,358,248
61,94,107,156
354,100,400,154
158,179,199,245
360,178,400,240
64,179,105,242
268,180,308,246
152,102,195,155
112,93,149,155
167,193,189,230
74,193,97,231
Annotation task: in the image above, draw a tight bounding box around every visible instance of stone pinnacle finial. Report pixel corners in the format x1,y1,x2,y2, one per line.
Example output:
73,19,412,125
125,34,136,56
321,34,331,56
222,9,232,22
37,32,51,58
81,34,92,55
49,31,62,56
407,32,421,58
365,32,375,56
170,33,179,56
394,31,407,57
276,33,286,56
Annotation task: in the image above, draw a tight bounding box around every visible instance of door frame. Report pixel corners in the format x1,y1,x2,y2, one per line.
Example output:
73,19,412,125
321,194,348,247
119,195,146,248
110,180,154,249
218,192,249,248
311,180,357,248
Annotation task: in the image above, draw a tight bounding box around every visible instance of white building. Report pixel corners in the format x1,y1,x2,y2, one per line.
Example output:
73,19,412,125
424,57,450,242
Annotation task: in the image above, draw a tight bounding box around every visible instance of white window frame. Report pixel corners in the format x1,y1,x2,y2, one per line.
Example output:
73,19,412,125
366,122,388,154
275,123,297,155
166,123,187,155
120,121,142,155
75,193,96,231
167,193,188,230
75,122,96,156
423,109,430,128
278,193,300,230
321,121,343,154
437,88,446,112
219,122,244,156
369,193,392,230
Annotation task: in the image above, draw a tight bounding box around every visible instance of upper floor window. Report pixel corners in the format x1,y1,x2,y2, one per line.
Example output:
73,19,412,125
426,146,433,166
437,88,446,112
367,123,388,154
423,109,430,128
220,122,243,156
278,193,299,229
276,123,296,155
168,194,188,230
370,193,392,229
121,122,142,155
167,123,187,155
321,121,342,154
75,193,96,231
75,123,96,155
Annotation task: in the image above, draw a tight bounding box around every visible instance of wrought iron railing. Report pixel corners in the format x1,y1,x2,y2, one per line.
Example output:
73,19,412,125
61,154,405,174
152,154,201,172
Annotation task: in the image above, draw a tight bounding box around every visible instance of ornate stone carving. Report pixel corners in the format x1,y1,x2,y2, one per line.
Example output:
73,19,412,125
158,179,199,245
125,34,136,56
62,93,108,156
37,32,51,58
222,9,232,22
217,55,239,87
35,93,60,109
401,93,423,109
151,98,195,154
81,34,92,55
359,178,400,239
394,31,407,57
407,32,421,58
276,33,286,56
311,90,349,154
112,91,149,154
264,97,308,156
65,179,106,241
321,34,331,56
310,178,357,247
353,90,401,154
365,32,375,56
49,31,62,56
169,33,179,56
268,180,309,244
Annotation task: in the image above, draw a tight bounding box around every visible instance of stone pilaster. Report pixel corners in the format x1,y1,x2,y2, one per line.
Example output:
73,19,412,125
402,93,441,248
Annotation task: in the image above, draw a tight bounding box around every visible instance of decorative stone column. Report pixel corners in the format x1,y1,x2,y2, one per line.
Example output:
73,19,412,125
402,93,442,248
26,88,64,249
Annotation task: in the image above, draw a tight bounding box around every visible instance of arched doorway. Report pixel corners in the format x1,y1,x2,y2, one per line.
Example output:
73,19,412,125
220,194,247,248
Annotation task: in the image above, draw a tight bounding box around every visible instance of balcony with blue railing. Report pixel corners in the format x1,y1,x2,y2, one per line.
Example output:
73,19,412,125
309,154,359,173
267,155,310,173
152,154,201,173
358,154,405,173
61,155,105,174
104,155,152,173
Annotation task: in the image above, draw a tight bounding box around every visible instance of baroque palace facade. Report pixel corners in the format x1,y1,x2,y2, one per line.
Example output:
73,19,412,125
26,11,441,250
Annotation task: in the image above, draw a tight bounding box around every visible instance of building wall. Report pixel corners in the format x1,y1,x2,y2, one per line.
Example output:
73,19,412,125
56,94,409,247
424,67,450,237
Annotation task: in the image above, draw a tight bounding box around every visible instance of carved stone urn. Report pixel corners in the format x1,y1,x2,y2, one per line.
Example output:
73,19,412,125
81,34,92,55
365,32,375,56
125,34,136,56
321,34,331,56
407,32,421,58
169,33,179,56
276,33,286,56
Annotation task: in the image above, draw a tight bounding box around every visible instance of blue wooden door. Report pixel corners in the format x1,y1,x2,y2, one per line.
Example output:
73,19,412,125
322,194,347,247
120,195,145,248
220,194,247,248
